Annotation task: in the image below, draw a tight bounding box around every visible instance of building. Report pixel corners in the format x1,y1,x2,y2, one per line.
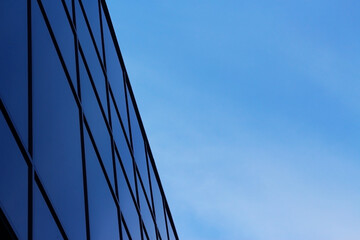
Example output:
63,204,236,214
0,0,178,239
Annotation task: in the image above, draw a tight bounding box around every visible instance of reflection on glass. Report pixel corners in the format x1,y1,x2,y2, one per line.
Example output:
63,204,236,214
150,162,167,239
34,183,63,240
138,175,156,240
102,7,129,137
122,221,131,240
76,0,107,113
32,2,86,239
128,88,152,199
117,159,141,240
80,0,102,60
0,0,28,148
167,212,177,240
80,53,114,189
84,127,120,240
41,0,76,90
0,112,28,240
111,99,135,192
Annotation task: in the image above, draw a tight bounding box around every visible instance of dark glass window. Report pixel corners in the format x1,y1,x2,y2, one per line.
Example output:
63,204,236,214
111,99,135,192
84,127,120,240
0,112,28,240
117,159,141,240
79,0,102,60
41,0,76,90
0,0,28,148
150,162,167,239
33,183,63,240
80,54,114,189
138,176,156,240
102,8,129,137
128,89,152,198
32,2,86,239
76,0,107,113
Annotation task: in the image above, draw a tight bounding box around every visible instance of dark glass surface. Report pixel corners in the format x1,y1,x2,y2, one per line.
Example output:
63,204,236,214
128,89,152,199
150,162,167,239
102,8,129,137
0,0,28,148
33,183,63,240
117,159,141,240
84,128,120,240
80,54,114,189
41,0,76,90
111,99,135,192
0,112,28,240
76,0,107,113
32,3,86,239
79,0,102,60
138,176,157,240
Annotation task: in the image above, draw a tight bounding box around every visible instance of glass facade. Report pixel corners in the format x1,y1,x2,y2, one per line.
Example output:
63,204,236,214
0,0,178,239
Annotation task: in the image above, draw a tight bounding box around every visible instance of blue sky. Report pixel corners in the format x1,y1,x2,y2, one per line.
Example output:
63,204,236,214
107,1,360,239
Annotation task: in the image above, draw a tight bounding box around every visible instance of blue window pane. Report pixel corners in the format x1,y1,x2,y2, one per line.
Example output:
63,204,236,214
64,0,72,20
80,0,102,60
128,90,152,198
0,0,28,148
143,228,150,240
84,127,120,240
166,213,177,240
150,162,167,239
110,99,135,192
76,0,107,113
0,112,28,240
80,54,114,189
122,221,130,240
34,183,63,240
102,8,129,137
41,0,76,90
117,159,141,240
32,2,86,239
138,177,156,240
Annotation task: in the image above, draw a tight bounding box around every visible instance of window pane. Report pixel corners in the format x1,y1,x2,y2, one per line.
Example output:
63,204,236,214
167,214,177,240
111,99,135,192
0,112,28,240
34,183,63,240
150,162,167,239
76,0,107,113
117,158,141,240
32,2,86,239
80,0,102,60
102,8,129,137
80,54,114,189
41,0,76,90
121,220,130,240
143,227,150,240
138,176,156,240
128,89,151,198
64,0,72,20
0,0,28,148
84,127,120,240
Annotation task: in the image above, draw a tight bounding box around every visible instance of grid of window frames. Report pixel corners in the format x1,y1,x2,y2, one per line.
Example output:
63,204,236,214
0,0,178,239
